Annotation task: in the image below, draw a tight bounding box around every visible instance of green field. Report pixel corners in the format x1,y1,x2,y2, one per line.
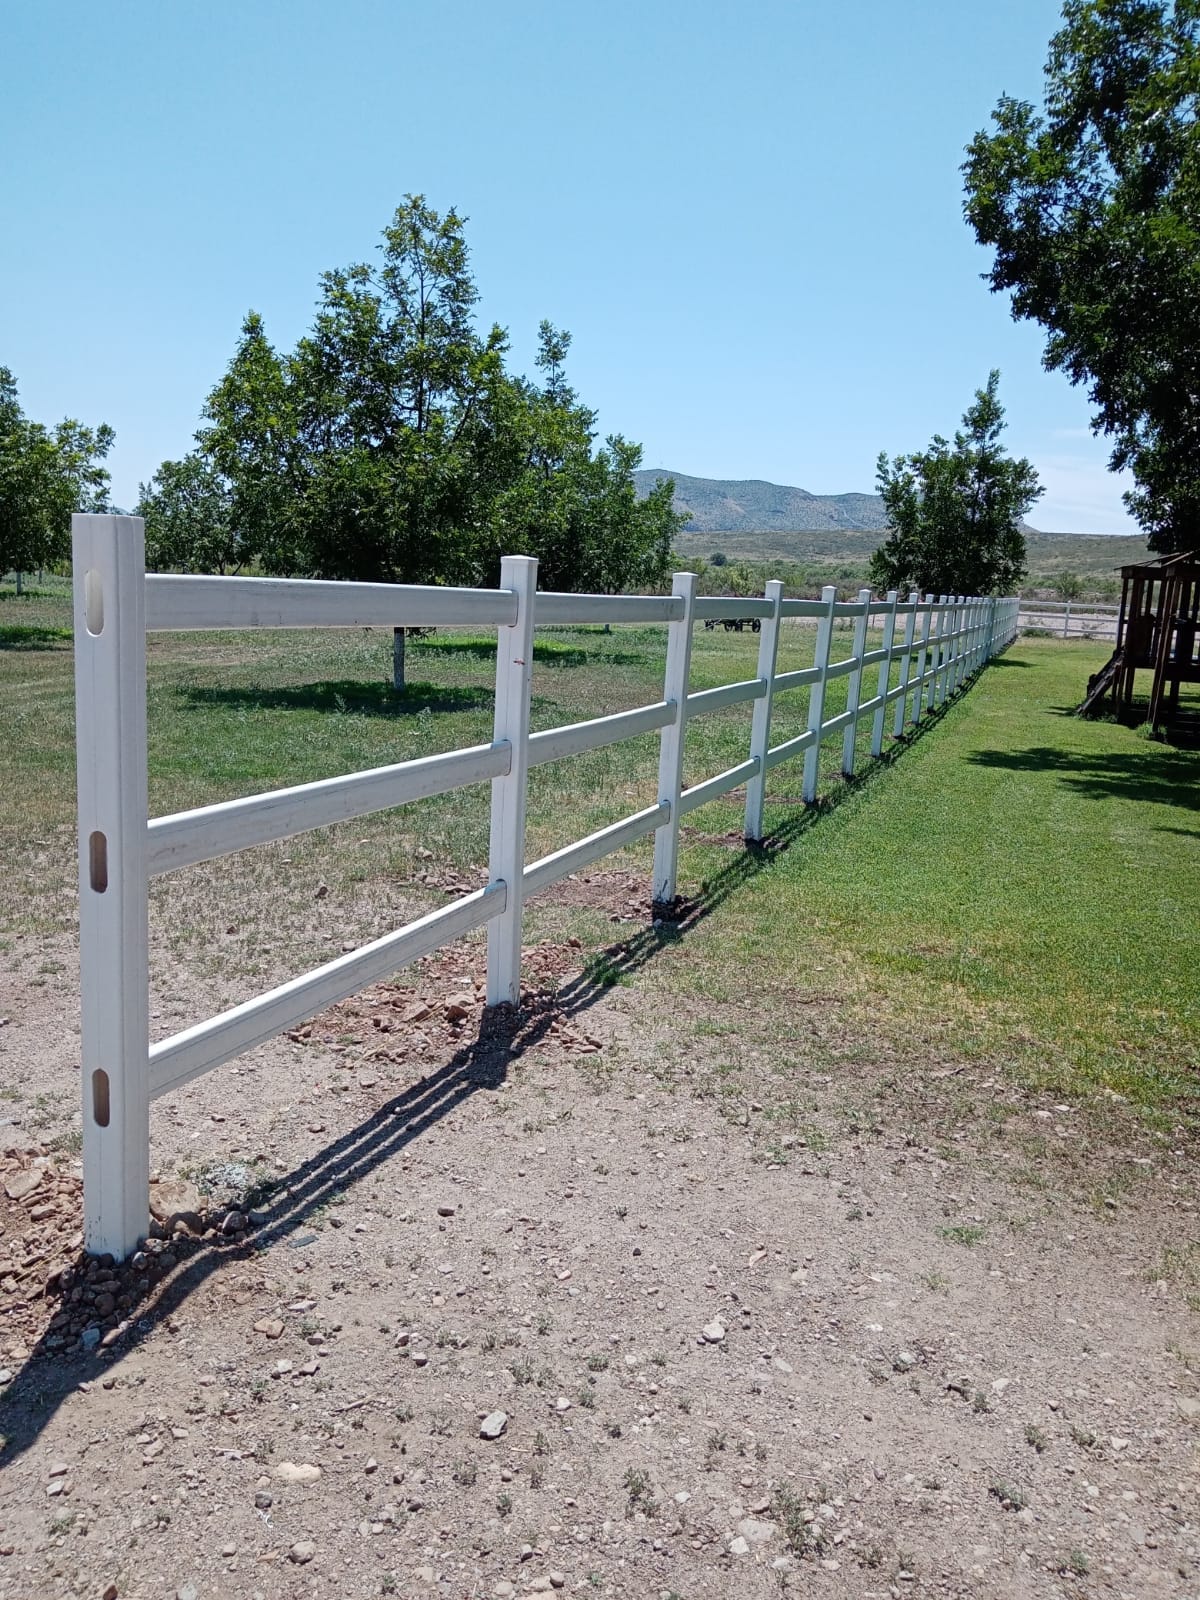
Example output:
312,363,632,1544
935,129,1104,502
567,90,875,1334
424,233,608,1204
2,579,1196,1126
673,526,1149,600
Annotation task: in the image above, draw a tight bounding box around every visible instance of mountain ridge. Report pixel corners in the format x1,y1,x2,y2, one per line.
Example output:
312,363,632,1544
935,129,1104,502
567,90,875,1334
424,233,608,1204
634,466,1127,542
634,468,889,534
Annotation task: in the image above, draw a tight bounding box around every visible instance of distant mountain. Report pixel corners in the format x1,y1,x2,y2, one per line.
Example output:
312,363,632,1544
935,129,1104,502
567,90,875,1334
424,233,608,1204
634,469,890,534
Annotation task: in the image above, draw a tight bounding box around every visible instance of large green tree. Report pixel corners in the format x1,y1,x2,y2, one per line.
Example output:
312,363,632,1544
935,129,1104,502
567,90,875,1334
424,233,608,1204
870,372,1041,597
964,0,1200,550
137,454,239,573
485,322,681,592
159,197,683,685
0,367,113,588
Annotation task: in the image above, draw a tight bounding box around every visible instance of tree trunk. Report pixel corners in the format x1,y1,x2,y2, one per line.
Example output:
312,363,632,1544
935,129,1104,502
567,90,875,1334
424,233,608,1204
15,571,22,596
393,626,406,691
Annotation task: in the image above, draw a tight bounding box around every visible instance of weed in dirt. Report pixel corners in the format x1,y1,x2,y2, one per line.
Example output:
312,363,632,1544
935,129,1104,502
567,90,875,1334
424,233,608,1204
677,1395,692,1413
496,1492,512,1517
939,1222,987,1247
615,1204,628,1219
536,1311,552,1335
622,1467,656,1516
989,1480,1028,1511
1059,1549,1090,1577
529,1460,546,1489
429,1411,452,1436
1025,1422,1048,1453
394,1403,414,1424
509,1357,536,1386
773,1483,827,1557
585,1352,608,1372
533,1430,550,1456
973,1391,991,1414
576,1385,596,1410
452,1460,477,1487
924,1269,951,1293
1070,1425,1097,1449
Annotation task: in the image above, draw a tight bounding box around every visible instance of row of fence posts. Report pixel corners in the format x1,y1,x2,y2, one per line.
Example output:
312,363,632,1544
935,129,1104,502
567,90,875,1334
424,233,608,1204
69,513,1017,1258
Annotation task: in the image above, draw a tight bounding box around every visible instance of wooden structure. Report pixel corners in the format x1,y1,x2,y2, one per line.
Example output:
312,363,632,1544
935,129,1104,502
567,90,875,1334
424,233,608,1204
1080,549,1200,734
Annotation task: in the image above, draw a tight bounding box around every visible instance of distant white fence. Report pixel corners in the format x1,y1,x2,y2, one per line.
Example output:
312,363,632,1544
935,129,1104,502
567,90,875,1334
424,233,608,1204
1017,598,1119,641
71,514,1019,1257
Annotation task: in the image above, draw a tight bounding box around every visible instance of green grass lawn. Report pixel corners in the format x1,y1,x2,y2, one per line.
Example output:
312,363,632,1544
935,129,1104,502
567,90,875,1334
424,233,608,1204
668,639,1200,1122
3,577,1195,1122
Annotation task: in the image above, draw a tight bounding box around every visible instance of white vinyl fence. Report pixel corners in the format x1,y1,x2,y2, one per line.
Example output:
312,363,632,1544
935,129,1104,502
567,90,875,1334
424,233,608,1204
1017,598,1119,641
72,514,1019,1257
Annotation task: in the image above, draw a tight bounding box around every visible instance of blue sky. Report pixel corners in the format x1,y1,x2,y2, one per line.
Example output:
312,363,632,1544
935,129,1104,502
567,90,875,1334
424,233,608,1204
2,0,1136,534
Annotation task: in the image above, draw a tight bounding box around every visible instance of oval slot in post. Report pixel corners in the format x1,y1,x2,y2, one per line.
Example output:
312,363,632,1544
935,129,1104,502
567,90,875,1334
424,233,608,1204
91,1069,111,1128
88,830,108,892
84,569,105,635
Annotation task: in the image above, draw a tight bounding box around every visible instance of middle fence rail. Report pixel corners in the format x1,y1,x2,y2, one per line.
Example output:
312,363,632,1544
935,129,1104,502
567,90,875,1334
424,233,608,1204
71,513,1019,1258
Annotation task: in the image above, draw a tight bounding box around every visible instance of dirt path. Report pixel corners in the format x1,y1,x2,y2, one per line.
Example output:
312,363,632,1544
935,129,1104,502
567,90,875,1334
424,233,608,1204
1,880,1199,1600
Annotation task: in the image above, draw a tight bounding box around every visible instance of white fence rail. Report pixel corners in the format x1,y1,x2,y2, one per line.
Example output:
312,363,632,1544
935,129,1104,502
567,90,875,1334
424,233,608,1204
72,514,1019,1257
1017,598,1119,641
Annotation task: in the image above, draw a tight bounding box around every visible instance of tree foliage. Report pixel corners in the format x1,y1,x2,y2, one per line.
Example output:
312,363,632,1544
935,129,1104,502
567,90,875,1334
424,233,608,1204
964,0,1200,550
869,373,1041,597
140,198,686,597
0,367,113,579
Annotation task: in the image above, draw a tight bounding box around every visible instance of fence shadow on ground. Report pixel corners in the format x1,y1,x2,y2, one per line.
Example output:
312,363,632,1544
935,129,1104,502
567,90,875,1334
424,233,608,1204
0,686,956,1466
177,679,496,718
967,745,1200,812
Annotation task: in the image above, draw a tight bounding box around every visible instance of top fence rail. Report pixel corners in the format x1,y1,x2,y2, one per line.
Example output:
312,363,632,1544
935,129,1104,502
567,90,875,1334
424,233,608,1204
72,514,1018,1259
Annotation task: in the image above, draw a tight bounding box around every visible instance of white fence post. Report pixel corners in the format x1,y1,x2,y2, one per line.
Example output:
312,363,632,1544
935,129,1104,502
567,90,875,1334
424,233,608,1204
872,589,899,758
892,589,919,737
744,578,783,842
73,514,150,1260
485,554,538,1007
652,571,697,905
929,595,948,709
1063,600,1071,639
802,584,837,802
952,597,967,693
842,586,873,776
913,595,934,723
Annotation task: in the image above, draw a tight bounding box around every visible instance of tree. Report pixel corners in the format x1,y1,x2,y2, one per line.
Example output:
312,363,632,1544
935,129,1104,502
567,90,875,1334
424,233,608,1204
137,454,238,573
483,322,682,593
964,0,1200,551
1054,569,1085,600
185,200,684,686
870,372,1042,596
0,366,113,588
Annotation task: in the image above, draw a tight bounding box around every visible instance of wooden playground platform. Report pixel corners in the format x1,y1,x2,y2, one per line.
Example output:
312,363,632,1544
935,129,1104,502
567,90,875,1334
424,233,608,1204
1080,549,1200,737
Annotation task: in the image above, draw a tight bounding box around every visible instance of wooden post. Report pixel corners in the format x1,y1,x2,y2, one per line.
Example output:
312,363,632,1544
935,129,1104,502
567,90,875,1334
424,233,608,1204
73,514,150,1260
892,589,919,737
744,579,783,842
802,585,837,803
485,555,538,1007
652,571,697,905
842,586,872,776
871,589,899,758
